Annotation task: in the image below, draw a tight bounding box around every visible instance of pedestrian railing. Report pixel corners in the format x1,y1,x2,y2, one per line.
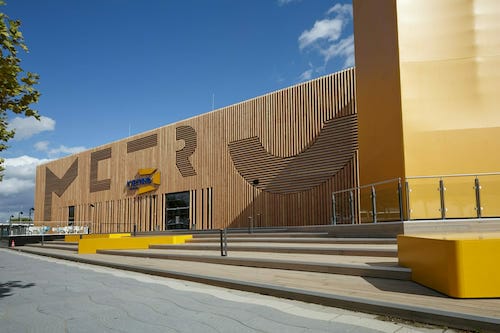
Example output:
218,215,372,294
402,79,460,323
332,178,403,224
331,172,500,223
406,172,500,220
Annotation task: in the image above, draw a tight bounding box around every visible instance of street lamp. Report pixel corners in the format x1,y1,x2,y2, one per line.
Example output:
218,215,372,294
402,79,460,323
251,179,259,233
29,208,34,221
18,211,23,222
9,215,14,236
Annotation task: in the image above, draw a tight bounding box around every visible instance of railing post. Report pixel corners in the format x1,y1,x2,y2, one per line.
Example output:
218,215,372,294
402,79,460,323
349,190,355,224
220,228,227,256
371,186,377,223
405,180,411,220
331,193,337,225
248,216,253,234
475,177,482,218
439,179,446,220
398,178,404,221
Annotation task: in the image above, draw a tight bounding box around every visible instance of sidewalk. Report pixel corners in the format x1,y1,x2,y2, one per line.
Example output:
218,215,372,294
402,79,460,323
13,244,500,333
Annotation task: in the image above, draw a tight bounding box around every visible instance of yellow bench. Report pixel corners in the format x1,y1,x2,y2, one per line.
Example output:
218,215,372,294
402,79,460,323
65,233,130,242
77,235,192,254
398,233,500,298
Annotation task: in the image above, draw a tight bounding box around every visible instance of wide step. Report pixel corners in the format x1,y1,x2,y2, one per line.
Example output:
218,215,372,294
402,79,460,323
149,244,397,257
186,237,397,244
97,248,410,280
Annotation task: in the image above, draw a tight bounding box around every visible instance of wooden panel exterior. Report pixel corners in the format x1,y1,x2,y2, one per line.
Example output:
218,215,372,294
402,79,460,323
34,68,359,232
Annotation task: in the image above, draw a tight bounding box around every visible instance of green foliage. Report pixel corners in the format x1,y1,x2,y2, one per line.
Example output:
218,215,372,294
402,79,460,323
0,0,41,180
9,217,31,222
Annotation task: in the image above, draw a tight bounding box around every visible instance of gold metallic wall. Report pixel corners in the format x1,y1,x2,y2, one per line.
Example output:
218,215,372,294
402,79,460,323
354,0,500,219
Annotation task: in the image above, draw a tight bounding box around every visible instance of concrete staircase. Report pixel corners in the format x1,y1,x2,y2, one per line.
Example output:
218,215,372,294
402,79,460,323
99,232,409,280
14,230,500,332
25,232,406,280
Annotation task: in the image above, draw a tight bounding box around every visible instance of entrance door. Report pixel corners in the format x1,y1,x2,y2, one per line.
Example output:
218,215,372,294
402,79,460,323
68,206,75,226
165,192,190,230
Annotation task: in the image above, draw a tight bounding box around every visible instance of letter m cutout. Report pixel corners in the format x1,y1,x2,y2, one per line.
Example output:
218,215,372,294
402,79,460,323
43,158,78,221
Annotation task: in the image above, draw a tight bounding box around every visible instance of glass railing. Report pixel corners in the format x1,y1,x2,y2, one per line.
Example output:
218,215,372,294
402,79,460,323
331,172,500,224
331,178,403,224
406,172,500,220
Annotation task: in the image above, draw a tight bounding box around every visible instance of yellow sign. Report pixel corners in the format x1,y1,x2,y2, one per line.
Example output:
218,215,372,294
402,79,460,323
126,168,161,195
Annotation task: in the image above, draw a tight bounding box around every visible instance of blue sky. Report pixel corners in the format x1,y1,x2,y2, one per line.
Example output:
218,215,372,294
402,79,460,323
0,0,354,221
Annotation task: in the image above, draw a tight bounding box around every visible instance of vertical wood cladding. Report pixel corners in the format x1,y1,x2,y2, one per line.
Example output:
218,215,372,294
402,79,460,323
43,158,78,221
127,134,158,153
35,68,359,230
89,148,111,193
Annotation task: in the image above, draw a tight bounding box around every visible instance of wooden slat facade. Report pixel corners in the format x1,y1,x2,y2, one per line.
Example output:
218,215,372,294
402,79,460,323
34,68,359,232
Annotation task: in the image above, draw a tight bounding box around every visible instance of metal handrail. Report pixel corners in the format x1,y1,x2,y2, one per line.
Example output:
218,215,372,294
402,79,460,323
331,172,500,224
332,177,401,195
406,172,500,179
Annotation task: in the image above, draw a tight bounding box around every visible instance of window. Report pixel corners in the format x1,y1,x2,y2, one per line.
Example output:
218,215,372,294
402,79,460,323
165,192,190,230
68,206,75,226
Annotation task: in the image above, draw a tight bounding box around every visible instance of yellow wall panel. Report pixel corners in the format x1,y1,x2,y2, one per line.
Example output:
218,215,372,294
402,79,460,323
353,0,500,220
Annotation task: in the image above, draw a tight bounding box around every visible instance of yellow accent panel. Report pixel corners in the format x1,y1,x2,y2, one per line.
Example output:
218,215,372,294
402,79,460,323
397,0,500,176
78,235,192,254
138,168,156,175
354,0,500,219
398,234,500,298
353,0,406,186
65,235,81,242
152,171,161,185
65,233,130,242
137,185,156,195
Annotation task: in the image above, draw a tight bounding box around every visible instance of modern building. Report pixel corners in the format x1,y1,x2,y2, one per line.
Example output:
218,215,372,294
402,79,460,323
34,0,500,232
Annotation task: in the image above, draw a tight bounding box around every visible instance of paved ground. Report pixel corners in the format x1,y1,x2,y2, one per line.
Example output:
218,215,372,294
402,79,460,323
0,249,455,333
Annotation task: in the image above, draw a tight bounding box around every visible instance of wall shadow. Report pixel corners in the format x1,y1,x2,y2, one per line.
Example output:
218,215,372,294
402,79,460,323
362,277,446,297
0,280,36,299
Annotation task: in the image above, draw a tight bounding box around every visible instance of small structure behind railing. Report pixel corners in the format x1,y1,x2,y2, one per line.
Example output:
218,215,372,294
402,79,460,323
28,221,90,235
332,172,500,224
332,178,403,224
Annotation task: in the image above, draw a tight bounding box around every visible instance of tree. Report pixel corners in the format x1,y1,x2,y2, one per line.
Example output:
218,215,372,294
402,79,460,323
0,0,40,181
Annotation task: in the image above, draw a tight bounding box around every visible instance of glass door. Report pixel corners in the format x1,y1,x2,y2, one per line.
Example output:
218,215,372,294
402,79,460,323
165,192,190,230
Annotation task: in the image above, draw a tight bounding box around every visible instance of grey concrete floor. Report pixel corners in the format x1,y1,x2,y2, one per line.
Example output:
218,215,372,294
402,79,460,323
0,249,454,333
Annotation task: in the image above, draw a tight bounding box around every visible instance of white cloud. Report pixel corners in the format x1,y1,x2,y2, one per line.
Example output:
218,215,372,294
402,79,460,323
326,3,353,17
8,116,56,140
2,155,50,181
0,144,87,221
298,3,354,76
34,141,86,158
299,18,343,50
320,35,355,68
34,140,50,151
299,68,313,81
277,0,301,6
47,145,86,157
0,155,51,222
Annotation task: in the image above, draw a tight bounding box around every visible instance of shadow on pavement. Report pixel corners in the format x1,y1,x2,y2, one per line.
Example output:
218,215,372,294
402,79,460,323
0,280,36,299
363,277,445,297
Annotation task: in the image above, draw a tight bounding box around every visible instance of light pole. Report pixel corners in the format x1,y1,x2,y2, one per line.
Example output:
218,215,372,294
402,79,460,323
9,215,14,236
29,207,34,221
89,204,95,234
251,179,259,233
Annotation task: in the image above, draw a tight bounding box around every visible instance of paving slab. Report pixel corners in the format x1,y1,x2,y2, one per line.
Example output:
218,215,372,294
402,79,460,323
14,245,500,332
